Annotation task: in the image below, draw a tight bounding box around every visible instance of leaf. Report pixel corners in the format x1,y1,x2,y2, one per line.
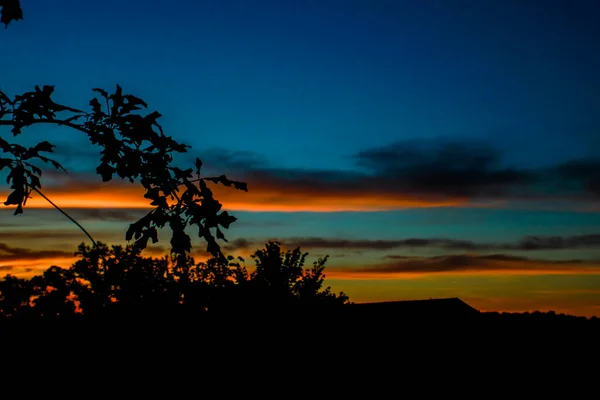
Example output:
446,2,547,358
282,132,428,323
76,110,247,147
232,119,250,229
217,211,237,229
195,158,202,175
4,189,23,206
49,159,66,172
1,0,23,28
0,157,12,171
144,187,160,201
32,140,55,153
92,88,109,99
110,85,124,117
233,181,248,191
147,227,158,244
14,203,23,215
135,235,150,250
125,223,137,242
36,155,65,171
0,137,10,152
0,90,11,105
204,175,248,192
96,162,115,182
28,174,41,189
216,227,227,241
171,231,192,255
171,167,193,179
28,164,42,176
124,94,148,108
89,98,102,114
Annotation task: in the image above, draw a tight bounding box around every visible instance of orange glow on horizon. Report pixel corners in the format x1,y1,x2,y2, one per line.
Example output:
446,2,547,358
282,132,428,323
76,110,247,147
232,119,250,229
4,256,600,318
0,256,78,278
2,183,468,212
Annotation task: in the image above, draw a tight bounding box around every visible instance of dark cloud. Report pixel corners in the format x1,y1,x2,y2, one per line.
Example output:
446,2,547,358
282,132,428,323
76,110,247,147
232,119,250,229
352,140,534,198
0,231,85,241
383,255,414,260
67,208,146,222
222,238,254,253
193,148,267,174
552,158,600,198
221,234,600,253
515,234,600,250
0,243,73,263
0,265,14,272
198,139,600,205
361,254,589,274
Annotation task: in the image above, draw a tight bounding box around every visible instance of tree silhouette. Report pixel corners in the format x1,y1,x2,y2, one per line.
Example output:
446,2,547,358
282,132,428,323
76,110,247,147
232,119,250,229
0,240,349,320
248,240,349,307
0,85,248,261
0,274,31,318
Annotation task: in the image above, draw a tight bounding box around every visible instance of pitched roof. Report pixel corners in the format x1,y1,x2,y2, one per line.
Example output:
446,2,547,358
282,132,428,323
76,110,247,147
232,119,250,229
350,297,480,318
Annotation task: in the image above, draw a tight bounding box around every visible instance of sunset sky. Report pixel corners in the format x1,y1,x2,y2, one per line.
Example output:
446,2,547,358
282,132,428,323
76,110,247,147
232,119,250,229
1,0,600,317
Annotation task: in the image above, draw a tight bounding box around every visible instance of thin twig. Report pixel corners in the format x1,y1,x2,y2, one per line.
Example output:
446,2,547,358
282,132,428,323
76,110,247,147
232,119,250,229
28,185,107,263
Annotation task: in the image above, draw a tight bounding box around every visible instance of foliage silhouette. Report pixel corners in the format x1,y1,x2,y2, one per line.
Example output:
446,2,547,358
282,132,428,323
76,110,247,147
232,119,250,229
0,0,22,27
2,7,246,260
0,84,247,261
0,240,349,320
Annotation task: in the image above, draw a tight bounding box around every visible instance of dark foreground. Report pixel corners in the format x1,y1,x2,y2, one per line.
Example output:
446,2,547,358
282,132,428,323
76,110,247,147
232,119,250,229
3,298,599,339
2,299,600,380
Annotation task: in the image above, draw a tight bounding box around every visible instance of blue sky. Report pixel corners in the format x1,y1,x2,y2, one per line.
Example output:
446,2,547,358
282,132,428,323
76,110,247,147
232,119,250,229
2,0,600,316
3,0,599,169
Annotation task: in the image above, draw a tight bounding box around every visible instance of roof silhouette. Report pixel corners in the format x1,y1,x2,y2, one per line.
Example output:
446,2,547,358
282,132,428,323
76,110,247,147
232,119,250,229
349,297,480,319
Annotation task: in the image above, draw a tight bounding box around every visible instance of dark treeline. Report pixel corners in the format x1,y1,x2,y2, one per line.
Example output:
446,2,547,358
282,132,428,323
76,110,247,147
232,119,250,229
2,239,600,333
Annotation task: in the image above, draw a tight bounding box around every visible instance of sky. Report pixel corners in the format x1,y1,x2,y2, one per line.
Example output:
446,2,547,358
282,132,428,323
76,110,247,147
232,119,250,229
1,0,600,316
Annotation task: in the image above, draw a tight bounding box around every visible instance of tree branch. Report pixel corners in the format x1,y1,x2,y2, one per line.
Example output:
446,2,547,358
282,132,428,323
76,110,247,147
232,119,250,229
0,118,92,135
27,184,105,262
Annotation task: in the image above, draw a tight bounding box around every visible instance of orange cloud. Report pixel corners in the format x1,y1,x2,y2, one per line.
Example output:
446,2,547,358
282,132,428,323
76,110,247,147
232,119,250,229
212,184,466,212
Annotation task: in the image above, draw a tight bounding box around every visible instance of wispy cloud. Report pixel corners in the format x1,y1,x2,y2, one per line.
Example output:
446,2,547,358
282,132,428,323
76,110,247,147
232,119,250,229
221,234,600,253
0,243,73,263
330,254,597,278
